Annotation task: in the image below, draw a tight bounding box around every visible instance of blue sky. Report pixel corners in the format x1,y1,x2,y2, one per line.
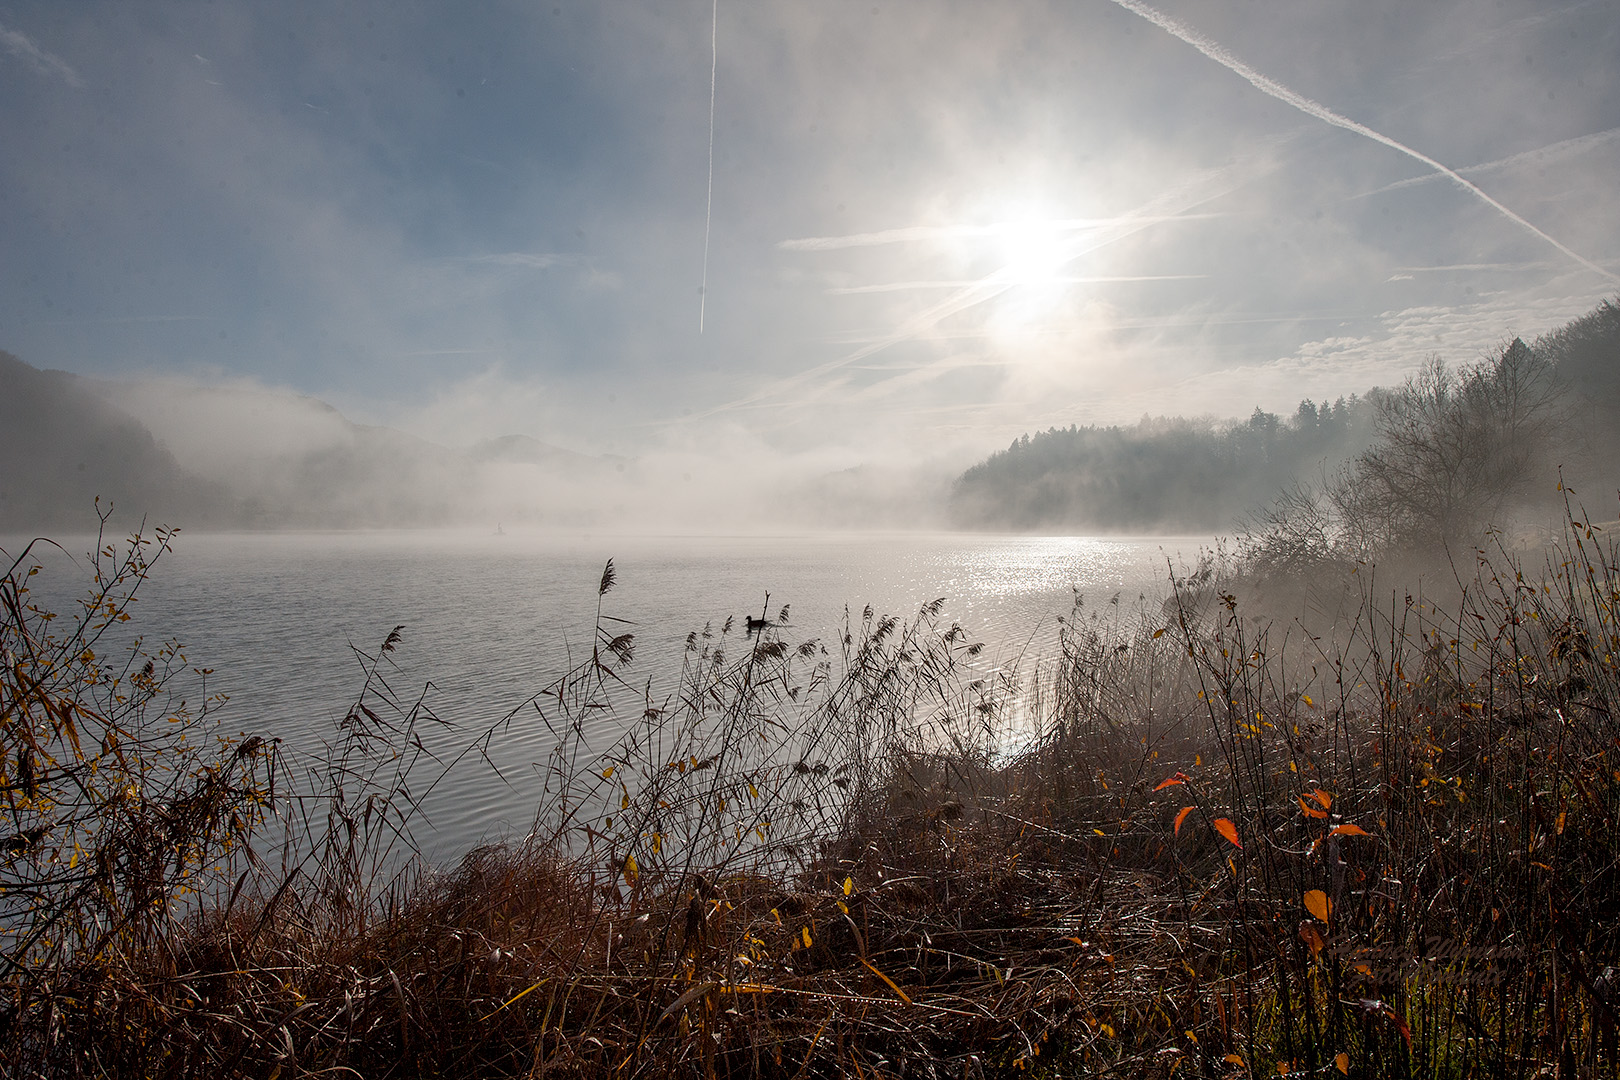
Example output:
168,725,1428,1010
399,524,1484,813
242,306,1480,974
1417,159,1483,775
2,0,1617,470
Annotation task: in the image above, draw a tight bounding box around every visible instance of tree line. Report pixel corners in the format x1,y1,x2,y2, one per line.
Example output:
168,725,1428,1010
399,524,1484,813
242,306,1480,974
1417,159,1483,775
949,396,1378,533
949,297,1620,557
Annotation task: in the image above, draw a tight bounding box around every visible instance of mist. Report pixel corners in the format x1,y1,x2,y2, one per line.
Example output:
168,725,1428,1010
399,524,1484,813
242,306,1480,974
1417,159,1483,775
0,354,960,533
1,0,1615,523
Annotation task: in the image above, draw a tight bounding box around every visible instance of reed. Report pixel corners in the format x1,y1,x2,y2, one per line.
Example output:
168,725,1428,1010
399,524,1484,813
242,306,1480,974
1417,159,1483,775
5,500,1620,1078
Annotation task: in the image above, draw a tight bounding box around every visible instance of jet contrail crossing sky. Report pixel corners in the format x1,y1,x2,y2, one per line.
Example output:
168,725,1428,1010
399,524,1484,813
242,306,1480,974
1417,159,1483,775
1103,0,1620,286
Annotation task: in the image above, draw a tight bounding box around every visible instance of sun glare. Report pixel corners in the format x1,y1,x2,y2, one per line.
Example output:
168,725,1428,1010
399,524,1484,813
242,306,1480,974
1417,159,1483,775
996,218,1072,287
983,211,1077,333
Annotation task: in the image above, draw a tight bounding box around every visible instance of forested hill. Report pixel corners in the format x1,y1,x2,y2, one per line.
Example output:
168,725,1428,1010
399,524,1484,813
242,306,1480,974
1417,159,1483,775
948,297,1620,535
948,398,1377,533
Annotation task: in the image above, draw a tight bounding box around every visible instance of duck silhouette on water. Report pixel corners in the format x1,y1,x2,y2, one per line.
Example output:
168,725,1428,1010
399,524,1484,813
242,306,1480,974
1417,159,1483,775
744,596,790,636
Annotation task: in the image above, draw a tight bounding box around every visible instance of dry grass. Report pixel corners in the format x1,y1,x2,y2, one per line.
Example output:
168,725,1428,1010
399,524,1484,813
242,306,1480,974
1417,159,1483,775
7,506,1620,1078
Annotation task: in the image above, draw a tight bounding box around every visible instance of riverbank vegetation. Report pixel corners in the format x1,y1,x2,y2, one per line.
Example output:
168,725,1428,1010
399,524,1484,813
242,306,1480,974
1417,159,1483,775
6,491,1620,1077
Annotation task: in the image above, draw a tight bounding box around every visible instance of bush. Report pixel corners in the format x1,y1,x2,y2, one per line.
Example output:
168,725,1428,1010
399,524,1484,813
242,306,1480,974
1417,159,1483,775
0,512,273,1070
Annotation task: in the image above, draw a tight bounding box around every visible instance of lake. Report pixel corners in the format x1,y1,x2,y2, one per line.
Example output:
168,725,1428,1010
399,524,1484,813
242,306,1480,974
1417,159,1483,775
11,529,1212,860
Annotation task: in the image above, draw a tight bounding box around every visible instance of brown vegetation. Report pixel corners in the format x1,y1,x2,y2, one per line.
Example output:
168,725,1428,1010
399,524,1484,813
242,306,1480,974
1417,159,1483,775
6,502,1620,1077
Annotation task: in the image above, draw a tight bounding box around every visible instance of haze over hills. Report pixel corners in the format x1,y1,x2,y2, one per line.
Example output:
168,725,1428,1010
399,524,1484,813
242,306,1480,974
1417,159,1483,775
0,350,231,531
0,353,955,534
5,301,1615,538
0,354,634,533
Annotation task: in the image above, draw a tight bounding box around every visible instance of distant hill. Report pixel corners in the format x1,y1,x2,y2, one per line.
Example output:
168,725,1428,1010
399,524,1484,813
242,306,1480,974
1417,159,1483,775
96,377,479,528
0,353,623,533
0,351,231,532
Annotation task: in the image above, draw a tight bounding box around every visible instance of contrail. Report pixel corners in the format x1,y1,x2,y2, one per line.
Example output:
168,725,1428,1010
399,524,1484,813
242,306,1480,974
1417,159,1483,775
689,158,1258,420
698,0,718,332
1353,126,1620,201
1102,0,1620,286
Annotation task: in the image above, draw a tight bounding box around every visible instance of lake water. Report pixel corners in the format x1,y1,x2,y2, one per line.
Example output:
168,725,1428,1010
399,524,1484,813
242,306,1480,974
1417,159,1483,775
10,530,1211,860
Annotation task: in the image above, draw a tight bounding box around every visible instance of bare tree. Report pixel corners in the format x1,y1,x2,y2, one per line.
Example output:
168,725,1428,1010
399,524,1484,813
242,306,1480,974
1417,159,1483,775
1243,338,1565,567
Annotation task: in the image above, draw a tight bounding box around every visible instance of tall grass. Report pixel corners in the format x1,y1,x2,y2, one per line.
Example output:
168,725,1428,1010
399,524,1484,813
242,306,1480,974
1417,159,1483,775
5,503,1620,1077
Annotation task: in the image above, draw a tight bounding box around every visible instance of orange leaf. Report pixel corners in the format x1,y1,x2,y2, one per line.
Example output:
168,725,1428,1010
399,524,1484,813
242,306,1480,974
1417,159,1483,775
1303,889,1330,923
1213,818,1242,849
1298,795,1329,819
1330,824,1370,837
1174,806,1193,835
1335,1052,1350,1075
1308,788,1332,810
1298,921,1326,957
1154,772,1189,791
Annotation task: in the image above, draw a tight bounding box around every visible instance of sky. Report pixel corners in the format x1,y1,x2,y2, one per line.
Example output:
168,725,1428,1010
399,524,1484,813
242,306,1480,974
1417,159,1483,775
2,0,1618,479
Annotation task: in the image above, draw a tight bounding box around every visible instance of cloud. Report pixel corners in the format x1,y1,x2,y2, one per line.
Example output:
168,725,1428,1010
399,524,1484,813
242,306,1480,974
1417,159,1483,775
0,21,84,87
702,152,1273,422
829,275,1206,295
454,252,587,270
1101,0,1620,286
1127,287,1620,421
780,216,1220,252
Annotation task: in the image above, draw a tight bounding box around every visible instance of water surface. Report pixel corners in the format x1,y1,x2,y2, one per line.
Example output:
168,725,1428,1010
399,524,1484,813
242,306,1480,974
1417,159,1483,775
11,529,1211,857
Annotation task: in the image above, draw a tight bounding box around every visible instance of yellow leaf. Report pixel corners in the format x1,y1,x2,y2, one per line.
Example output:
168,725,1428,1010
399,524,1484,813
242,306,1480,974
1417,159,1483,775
1213,817,1242,849
601,766,615,779
1302,694,1315,708
1225,1053,1245,1066
860,957,913,1004
1303,889,1330,923
801,926,812,948
843,876,854,896
1153,627,1166,639
1335,1052,1349,1074
623,853,638,886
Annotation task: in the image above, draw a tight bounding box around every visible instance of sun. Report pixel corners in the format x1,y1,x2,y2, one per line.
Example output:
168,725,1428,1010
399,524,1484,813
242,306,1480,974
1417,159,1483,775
995,217,1072,287
983,211,1077,333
